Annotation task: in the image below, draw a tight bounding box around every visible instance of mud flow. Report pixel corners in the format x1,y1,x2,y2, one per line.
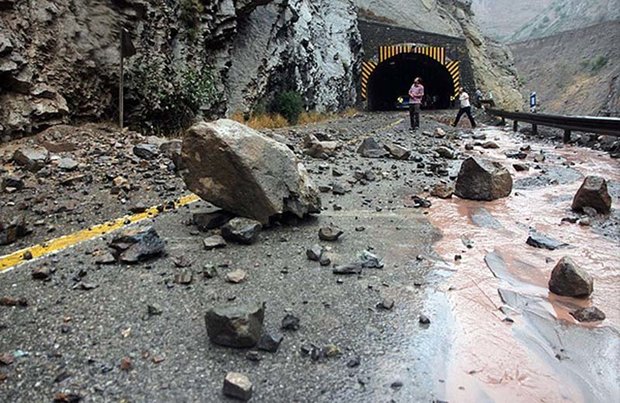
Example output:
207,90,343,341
427,128,620,402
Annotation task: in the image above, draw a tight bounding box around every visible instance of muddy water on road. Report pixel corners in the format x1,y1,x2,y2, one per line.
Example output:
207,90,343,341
427,128,620,402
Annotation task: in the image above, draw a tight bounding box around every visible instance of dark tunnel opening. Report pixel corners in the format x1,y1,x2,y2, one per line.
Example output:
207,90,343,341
367,53,455,111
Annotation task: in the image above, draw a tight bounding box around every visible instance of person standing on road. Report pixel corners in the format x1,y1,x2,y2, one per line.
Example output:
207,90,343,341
408,77,424,130
452,87,476,128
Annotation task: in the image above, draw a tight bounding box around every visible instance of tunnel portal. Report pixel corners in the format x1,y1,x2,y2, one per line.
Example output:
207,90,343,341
367,52,455,111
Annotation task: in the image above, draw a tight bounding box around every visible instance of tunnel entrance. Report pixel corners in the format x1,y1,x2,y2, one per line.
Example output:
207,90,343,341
367,53,455,111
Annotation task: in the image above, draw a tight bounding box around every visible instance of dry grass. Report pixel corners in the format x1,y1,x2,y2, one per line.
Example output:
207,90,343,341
230,108,360,130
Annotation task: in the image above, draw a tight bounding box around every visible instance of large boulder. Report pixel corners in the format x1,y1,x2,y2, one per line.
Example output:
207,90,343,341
455,157,513,201
182,120,321,225
571,176,612,214
548,257,593,298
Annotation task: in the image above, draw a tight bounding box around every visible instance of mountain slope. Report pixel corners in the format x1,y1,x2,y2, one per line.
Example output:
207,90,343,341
471,0,553,40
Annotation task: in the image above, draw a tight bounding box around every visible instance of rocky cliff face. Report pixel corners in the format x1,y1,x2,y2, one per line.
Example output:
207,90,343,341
0,0,362,139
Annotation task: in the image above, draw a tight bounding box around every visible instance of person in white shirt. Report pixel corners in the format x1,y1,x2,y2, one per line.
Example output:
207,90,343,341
452,87,476,128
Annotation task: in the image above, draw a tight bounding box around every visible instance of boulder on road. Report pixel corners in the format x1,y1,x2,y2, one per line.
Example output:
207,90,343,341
571,176,612,215
182,120,321,225
357,137,388,158
12,147,49,172
455,157,512,201
548,257,593,298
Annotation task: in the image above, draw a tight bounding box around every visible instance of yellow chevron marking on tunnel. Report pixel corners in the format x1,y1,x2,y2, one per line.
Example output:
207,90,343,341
361,60,378,99
364,45,459,102
0,194,202,273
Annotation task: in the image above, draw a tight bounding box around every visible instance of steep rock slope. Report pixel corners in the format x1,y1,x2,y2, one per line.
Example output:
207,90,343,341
511,21,620,115
353,0,523,110
471,0,554,40
0,0,362,139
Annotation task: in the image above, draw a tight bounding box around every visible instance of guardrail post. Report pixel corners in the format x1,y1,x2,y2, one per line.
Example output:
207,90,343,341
513,120,518,132
563,130,571,143
532,124,538,135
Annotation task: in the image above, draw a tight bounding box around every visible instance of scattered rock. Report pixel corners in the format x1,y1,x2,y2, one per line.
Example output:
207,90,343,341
482,141,499,149
548,257,593,298
181,120,321,225
384,143,411,160
120,357,133,371
32,267,54,280
52,392,83,403
534,152,546,163
318,226,344,241
0,353,14,365
203,264,218,279
435,146,456,159
203,235,227,251
431,183,454,199
357,137,388,158
377,298,394,310
513,163,529,172
526,231,567,250
303,134,340,158
223,372,253,401
257,332,284,353
221,218,262,245
455,157,513,201
2,175,25,191
57,157,78,171
174,269,193,285
571,176,612,215
324,344,341,357
205,302,265,348
570,307,606,322
332,262,363,275
360,250,384,269
0,296,28,307
347,355,361,368
505,150,527,160
147,304,163,316
0,216,31,245
419,314,431,325
434,128,446,138
225,269,247,284
306,244,324,261
109,226,165,263
13,147,49,172
193,210,234,231
281,314,300,331
133,143,159,160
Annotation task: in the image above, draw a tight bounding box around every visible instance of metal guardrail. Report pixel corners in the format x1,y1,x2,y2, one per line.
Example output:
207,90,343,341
487,109,620,142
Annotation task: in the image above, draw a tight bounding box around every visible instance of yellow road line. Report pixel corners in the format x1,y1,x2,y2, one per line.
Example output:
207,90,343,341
0,193,201,273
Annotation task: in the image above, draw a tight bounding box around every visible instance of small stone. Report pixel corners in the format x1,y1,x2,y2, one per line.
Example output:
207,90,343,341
0,353,14,365
526,231,567,250
32,267,53,280
221,218,262,245
347,355,361,368
203,264,218,279
120,357,133,371
570,306,606,322
95,252,116,265
419,314,431,325
377,298,395,310
147,304,163,316
223,372,253,401
281,314,300,331
109,226,165,263
257,332,284,353
548,256,593,298
360,250,384,269
482,141,499,149
0,296,28,307
430,183,453,199
52,392,82,402
357,137,388,158
318,226,344,241
133,143,159,159
225,269,247,284
324,344,341,358
513,163,529,172
306,244,323,261
245,351,262,362
152,355,165,364
391,381,404,389
205,302,265,348
58,158,79,171
174,270,193,285
193,211,233,231
203,235,227,250
333,262,363,275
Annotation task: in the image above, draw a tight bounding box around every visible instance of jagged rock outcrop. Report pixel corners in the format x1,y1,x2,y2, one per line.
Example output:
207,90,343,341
0,0,362,140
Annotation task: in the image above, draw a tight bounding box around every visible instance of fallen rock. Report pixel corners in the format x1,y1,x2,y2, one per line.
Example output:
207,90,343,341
419,314,431,325
225,269,247,284
482,141,499,149
182,120,321,224
430,183,454,199
570,306,605,322
303,134,340,158
108,226,165,263
360,250,384,269
32,267,54,280
513,163,529,172
571,176,612,214
257,332,284,353
357,137,388,158
205,302,265,348
203,235,227,251
193,210,234,231
2,175,25,191
13,147,49,172
377,298,395,310
332,262,363,275
318,226,344,241
306,244,323,262
0,296,28,307
455,157,512,201
221,218,262,245
505,150,528,160
281,314,300,331
223,372,253,401
435,146,456,159
0,216,31,245
384,143,411,160
133,143,159,160
57,157,78,171
548,257,593,298
174,270,193,285
434,128,446,138
526,231,567,250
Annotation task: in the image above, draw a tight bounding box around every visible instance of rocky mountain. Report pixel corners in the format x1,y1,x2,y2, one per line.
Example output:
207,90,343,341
0,0,523,140
511,21,620,116
472,0,620,42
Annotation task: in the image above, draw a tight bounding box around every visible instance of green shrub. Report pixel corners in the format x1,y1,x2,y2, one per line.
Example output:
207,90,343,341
271,91,304,124
125,55,217,134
